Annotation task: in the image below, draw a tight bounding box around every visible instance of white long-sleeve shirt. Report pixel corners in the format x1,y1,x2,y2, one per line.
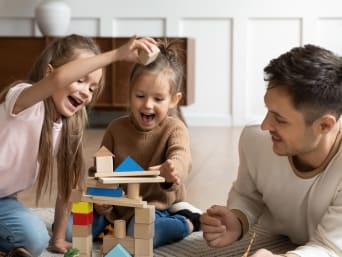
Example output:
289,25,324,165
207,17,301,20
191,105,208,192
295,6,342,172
228,125,342,257
0,83,62,197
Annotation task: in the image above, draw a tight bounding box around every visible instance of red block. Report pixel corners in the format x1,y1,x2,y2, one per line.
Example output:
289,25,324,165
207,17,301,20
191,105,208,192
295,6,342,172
73,212,93,225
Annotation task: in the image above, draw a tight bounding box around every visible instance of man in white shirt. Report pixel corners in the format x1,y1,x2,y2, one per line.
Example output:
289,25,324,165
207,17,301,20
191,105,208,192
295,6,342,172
200,44,342,257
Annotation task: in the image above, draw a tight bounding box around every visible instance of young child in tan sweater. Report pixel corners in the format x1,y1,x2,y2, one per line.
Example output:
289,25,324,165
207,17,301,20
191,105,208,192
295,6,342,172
66,39,201,248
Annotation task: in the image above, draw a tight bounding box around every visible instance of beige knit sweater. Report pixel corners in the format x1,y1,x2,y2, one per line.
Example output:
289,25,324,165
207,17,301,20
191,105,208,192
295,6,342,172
100,115,192,222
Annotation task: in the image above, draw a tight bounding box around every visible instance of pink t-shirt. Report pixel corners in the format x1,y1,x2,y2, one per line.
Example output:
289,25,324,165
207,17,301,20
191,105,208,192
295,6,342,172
0,83,62,197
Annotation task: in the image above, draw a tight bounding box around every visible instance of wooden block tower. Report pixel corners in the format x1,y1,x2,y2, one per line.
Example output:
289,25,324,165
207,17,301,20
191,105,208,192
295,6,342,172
71,202,93,257
71,147,164,257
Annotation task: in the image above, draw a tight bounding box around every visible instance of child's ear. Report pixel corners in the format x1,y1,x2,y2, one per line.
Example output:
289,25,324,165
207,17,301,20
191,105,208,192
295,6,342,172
170,92,182,108
45,64,54,77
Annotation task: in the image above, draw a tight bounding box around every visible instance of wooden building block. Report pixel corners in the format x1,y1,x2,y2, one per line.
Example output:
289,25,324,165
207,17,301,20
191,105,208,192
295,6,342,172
72,224,92,237
87,187,123,197
138,44,160,65
115,156,143,172
81,195,146,208
73,212,93,225
127,183,140,200
114,220,126,239
134,222,154,239
135,205,155,224
72,202,93,214
87,177,118,188
69,189,82,202
95,146,114,174
134,238,153,257
73,235,92,256
105,243,131,257
103,235,134,254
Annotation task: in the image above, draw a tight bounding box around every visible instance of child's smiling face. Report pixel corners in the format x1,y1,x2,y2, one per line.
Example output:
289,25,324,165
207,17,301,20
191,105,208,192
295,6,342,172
51,51,102,120
130,71,177,131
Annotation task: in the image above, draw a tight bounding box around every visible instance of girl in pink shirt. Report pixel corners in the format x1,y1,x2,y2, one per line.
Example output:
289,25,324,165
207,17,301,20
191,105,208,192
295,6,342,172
0,34,157,257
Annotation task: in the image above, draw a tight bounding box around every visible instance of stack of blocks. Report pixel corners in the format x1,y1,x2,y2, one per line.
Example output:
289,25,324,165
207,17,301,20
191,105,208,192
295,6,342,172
70,146,164,257
71,202,93,257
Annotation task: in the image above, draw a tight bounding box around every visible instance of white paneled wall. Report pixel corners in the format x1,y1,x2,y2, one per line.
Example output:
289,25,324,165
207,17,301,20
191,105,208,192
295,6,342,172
1,0,342,126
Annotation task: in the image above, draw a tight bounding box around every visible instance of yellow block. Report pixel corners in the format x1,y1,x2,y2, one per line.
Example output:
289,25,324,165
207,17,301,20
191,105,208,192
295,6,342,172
72,202,93,214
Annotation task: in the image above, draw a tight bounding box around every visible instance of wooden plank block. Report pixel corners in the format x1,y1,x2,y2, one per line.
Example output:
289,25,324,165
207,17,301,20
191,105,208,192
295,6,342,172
98,176,165,184
95,170,160,178
81,195,147,208
87,177,118,188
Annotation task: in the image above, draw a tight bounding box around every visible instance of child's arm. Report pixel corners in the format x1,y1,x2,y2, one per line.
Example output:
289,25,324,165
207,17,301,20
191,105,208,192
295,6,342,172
13,36,157,114
48,196,72,253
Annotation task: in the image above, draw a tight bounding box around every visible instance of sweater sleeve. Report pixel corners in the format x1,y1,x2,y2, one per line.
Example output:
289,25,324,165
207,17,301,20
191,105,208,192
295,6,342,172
227,126,266,235
163,120,192,191
287,181,342,257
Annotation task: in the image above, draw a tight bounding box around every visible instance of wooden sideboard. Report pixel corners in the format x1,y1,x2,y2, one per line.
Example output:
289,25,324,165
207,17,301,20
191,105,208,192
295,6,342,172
0,37,194,109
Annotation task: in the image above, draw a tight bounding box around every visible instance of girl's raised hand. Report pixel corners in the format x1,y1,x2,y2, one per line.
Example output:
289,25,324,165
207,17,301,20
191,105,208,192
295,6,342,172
116,35,158,63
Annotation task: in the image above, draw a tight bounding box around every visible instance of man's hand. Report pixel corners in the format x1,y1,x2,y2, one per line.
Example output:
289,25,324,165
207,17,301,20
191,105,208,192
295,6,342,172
200,205,242,247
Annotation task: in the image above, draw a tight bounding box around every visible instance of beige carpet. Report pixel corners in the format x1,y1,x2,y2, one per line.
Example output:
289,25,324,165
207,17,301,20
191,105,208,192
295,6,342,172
32,208,297,257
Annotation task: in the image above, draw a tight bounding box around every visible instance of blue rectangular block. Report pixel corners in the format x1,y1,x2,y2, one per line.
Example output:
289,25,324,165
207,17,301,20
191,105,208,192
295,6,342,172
87,187,123,197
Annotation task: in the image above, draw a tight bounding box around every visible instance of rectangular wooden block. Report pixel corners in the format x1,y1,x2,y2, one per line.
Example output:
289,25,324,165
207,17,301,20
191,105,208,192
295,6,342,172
135,205,155,224
87,187,123,197
72,224,92,237
134,238,153,256
103,235,134,254
134,222,154,239
69,189,83,202
73,212,93,225
73,235,92,255
72,202,93,214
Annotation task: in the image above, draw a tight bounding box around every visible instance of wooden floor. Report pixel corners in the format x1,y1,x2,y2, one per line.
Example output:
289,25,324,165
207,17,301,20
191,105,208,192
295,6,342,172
18,126,243,212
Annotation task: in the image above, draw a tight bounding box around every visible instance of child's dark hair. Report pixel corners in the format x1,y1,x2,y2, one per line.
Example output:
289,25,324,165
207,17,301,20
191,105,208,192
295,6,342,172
129,38,186,124
264,44,342,124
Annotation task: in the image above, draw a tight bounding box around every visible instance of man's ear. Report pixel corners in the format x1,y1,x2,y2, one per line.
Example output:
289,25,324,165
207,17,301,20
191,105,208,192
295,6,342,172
45,64,54,77
169,92,182,108
316,114,337,134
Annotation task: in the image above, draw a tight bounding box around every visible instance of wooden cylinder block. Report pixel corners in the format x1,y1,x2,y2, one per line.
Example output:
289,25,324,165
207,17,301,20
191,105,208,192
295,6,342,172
114,219,126,238
127,183,140,199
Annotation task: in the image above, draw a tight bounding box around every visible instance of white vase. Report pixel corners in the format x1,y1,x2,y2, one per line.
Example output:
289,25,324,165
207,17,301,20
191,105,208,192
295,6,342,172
35,0,71,37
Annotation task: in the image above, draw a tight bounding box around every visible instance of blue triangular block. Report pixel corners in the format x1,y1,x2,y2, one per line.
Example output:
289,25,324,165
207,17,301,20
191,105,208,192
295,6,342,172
105,243,131,257
115,156,143,172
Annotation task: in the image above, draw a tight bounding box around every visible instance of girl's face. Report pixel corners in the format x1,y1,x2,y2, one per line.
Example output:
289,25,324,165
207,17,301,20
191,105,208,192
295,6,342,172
130,72,180,131
51,51,102,120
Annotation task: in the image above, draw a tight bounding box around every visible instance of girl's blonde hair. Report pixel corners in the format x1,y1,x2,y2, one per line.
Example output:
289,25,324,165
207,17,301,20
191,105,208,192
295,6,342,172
129,39,186,124
1,34,104,204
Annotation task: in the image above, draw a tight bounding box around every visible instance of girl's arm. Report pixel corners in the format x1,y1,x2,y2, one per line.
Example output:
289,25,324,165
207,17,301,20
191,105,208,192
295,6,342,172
48,196,72,253
13,36,156,114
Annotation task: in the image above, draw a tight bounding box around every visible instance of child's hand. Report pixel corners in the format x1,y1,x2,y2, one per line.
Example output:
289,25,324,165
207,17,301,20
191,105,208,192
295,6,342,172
48,238,72,254
116,35,157,63
149,159,180,185
94,203,113,216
